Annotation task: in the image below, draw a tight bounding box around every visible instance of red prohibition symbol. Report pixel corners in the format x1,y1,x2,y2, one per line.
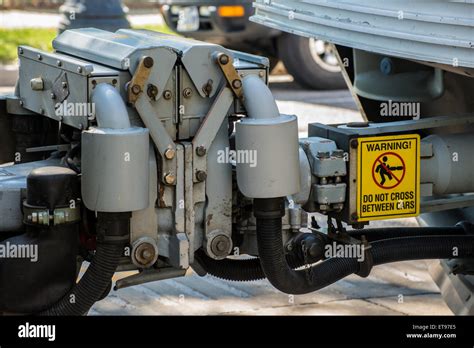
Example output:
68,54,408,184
371,152,406,190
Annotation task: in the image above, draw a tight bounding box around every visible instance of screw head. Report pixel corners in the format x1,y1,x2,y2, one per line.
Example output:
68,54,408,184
258,71,265,78
196,146,206,157
163,90,172,100
50,93,56,99
232,79,242,89
183,88,193,98
164,148,175,160
350,139,358,149
143,56,154,68
18,47,23,54
131,84,141,95
196,170,207,182
62,82,68,89
210,235,231,257
57,60,62,67
37,54,42,60
164,173,176,185
218,54,230,65
77,66,82,73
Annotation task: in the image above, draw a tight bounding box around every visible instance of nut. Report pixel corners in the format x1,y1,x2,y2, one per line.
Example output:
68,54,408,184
195,146,206,157
196,170,207,182
316,151,330,159
164,148,175,160
164,173,176,185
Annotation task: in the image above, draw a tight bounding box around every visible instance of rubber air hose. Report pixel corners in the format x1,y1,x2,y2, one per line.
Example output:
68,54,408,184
255,197,474,295
40,212,130,315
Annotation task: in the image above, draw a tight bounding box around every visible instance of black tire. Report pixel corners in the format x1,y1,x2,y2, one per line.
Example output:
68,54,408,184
278,34,346,90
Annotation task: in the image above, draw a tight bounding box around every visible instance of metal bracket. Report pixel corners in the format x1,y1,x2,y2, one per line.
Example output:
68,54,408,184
192,86,234,183
214,52,243,100
128,56,154,105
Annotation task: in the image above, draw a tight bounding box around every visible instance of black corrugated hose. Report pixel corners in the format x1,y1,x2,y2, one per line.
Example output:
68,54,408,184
40,213,130,315
196,199,474,294
255,198,474,295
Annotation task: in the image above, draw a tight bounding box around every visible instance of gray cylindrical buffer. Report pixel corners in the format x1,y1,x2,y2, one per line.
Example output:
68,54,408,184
235,114,300,198
421,132,474,195
81,127,149,212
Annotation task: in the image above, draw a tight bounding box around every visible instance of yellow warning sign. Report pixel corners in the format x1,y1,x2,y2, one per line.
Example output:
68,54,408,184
356,134,420,221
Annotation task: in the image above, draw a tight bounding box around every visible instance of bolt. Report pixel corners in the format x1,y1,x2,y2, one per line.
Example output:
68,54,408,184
77,66,82,73
183,88,193,98
141,249,153,260
18,47,23,54
319,204,328,211
112,79,118,85
380,57,395,75
131,84,141,95
196,170,207,182
350,139,358,149
39,107,44,114
210,235,231,257
332,149,344,158
216,241,226,252
320,177,328,185
196,146,206,157
232,79,242,89
163,90,172,100
259,71,265,78
202,80,213,96
19,100,24,106
143,56,154,69
50,93,56,99
164,173,176,185
57,60,62,67
62,82,68,89
218,54,230,65
164,148,175,160
37,54,42,60
147,84,159,100
317,151,330,159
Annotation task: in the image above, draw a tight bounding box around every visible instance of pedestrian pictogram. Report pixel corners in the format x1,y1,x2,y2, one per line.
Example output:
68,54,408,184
372,152,405,189
356,134,420,222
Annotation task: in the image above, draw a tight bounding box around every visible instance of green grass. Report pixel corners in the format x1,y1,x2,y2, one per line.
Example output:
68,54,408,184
0,28,57,64
0,24,174,65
